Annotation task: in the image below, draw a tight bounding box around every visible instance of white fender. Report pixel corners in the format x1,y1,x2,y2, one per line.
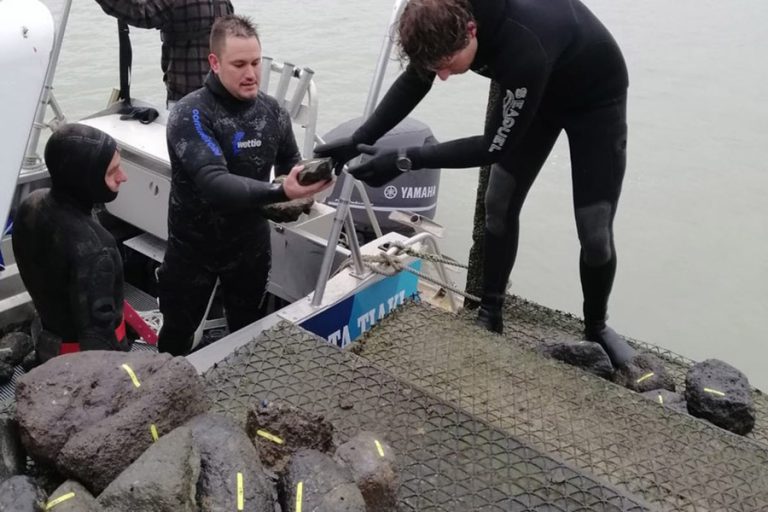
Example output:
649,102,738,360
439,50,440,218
0,0,55,234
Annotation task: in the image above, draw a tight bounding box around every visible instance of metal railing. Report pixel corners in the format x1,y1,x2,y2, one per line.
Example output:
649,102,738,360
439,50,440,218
310,0,459,309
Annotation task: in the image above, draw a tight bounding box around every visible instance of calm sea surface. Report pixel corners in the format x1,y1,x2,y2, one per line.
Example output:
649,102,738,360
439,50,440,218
43,0,768,389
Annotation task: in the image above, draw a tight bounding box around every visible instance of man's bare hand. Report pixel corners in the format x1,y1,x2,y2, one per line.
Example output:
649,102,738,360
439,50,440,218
282,164,334,200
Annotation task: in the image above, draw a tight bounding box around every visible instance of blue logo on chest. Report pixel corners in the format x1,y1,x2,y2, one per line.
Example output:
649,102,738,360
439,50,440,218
232,131,245,156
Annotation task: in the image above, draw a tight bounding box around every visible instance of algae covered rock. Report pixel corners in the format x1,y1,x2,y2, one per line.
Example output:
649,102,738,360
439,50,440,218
282,449,366,512
537,340,614,379
334,432,398,512
246,400,334,473
685,359,755,435
16,351,211,493
98,426,200,512
613,352,675,393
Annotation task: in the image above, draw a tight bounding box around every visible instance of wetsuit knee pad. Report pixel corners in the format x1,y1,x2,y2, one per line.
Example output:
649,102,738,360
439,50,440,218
484,165,517,237
575,201,614,266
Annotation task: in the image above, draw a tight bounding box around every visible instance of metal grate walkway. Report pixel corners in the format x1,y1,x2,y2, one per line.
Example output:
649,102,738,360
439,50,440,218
203,321,650,511
352,299,768,512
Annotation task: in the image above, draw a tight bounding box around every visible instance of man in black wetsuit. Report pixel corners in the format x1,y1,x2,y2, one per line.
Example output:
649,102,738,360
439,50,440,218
159,15,331,356
13,124,130,362
315,0,635,367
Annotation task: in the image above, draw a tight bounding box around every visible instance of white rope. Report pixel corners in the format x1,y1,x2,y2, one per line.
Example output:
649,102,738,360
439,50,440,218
361,249,480,304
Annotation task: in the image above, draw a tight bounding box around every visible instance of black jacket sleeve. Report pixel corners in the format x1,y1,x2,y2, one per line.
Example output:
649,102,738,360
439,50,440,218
167,103,288,210
355,64,435,144
92,0,175,29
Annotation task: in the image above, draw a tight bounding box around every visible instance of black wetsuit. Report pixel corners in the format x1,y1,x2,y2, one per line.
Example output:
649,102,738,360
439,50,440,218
335,0,632,364
12,124,128,362
159,73,300,355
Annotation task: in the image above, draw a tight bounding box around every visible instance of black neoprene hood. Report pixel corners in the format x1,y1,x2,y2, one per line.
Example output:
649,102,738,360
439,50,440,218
44,123,119,209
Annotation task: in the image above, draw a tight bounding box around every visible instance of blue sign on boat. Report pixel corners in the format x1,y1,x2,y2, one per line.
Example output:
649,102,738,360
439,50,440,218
300,262,421,348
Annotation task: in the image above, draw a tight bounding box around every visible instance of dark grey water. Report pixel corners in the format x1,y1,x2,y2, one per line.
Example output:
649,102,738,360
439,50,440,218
43,0,768,388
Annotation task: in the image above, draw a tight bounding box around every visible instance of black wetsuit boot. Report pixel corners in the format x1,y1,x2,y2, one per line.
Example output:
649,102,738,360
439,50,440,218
475,230,512,334
581,255,636,367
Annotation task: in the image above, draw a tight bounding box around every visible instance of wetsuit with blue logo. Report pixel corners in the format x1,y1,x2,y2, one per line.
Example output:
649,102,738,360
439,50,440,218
319,0,633,365
160,73,299,355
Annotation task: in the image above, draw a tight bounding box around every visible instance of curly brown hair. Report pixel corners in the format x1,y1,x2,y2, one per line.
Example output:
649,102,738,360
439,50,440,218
397,0,475,71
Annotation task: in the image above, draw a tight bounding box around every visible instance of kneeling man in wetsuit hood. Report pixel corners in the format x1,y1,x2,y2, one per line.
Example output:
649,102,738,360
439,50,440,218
13,123,129,362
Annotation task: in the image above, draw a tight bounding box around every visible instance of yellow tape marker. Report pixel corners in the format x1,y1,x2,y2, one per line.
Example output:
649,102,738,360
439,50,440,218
374,439,385,458
237,472,244,511
295,481,303,512
46,492,76,509
658,394,664,405
704,387,726,397
636,372,655,384
121,364,141,388
256,429,284,445
150,424,159,442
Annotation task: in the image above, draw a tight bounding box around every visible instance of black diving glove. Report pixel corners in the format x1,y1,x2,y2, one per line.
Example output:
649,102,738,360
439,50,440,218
348,144,411,188
314,136,361,174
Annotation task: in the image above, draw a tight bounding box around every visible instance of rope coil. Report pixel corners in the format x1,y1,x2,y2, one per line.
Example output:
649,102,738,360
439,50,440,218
359,242,480,303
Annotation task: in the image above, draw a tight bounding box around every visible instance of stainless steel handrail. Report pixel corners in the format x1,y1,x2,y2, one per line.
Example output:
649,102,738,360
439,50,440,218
311,0,409,307
23,0,72,168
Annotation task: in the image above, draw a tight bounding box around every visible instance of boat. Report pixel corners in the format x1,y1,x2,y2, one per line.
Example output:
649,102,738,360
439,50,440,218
2,1,768,510
0,0,454,352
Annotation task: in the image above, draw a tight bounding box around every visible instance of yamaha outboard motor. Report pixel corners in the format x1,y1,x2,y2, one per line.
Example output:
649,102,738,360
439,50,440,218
323,117,440,240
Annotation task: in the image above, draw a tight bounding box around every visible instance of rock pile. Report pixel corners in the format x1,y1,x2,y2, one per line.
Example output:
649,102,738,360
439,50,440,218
537,334,756,435
0,352,399,511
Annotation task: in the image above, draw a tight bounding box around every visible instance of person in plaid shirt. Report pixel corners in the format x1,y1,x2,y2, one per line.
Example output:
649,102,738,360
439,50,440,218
94,0,234,104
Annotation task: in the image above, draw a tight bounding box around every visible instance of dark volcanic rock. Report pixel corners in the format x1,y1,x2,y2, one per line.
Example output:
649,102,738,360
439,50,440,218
260,197,313,223
641,389,688,414
26,461,65,495
0,362,14,384
16,351,211,493
186,414,274,512
20,351,39,373
613,353,675,393
0,332,34,367
0,475,47,512
260,176,314,223
246,400,334,472
281,449,366,512
0,417,26,482
46,480,101,512
334,432,398,512
297,157,333,185
685,359,755,435
98,426,200,512
537,340,614,379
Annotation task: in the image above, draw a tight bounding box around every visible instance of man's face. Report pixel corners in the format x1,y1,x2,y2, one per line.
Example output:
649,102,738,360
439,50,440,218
209,35,262,100
104,150,127,193
431,21,478,81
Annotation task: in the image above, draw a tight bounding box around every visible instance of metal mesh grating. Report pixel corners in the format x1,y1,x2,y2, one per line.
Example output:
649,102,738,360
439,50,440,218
493,295,768,446
353,300,768,512
203,321,650,511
